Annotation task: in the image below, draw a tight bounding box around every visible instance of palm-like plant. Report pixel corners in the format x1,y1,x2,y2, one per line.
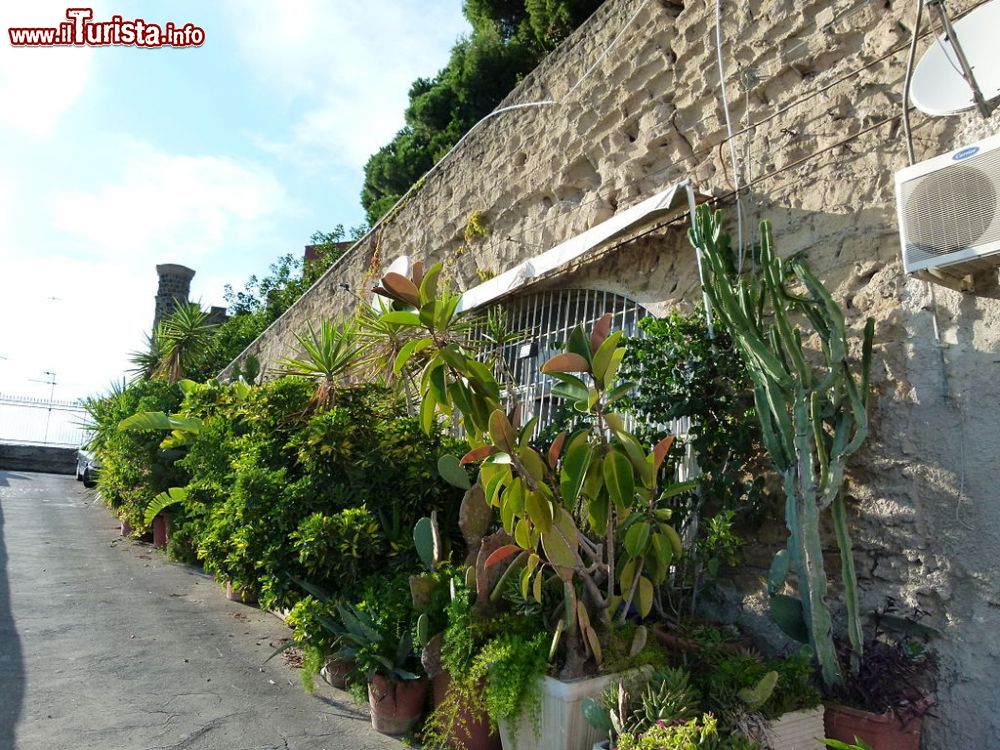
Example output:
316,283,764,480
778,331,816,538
154,303,218,384
274,320,363,412
128,332,163,381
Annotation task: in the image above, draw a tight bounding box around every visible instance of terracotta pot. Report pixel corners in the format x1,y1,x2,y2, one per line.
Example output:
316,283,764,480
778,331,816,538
224,581,258,606
824,703,922,750
368,674,428,736
432,671,501,750
321,658,353,690
151,512,170,549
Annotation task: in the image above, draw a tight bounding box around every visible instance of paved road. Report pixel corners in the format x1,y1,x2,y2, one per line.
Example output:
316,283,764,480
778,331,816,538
0,470,402,750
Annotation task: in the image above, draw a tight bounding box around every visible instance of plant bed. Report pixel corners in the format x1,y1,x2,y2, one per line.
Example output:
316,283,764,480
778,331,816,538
824,703,922,750
767,706,825,750
368,674,428,736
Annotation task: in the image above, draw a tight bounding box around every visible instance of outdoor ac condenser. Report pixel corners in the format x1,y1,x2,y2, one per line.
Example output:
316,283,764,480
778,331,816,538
896,131,1000,286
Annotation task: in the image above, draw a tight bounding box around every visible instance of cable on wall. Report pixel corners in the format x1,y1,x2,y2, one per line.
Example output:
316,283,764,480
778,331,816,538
714,0,746,269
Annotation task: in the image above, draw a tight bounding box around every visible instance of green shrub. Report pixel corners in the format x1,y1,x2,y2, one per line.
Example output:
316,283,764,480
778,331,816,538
87,378,184,529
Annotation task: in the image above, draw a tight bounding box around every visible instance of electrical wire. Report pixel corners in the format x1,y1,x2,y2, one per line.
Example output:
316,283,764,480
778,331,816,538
902,0,924,165
715,0,745,269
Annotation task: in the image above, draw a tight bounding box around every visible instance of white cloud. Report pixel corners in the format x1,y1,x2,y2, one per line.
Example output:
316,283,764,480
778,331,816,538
51,142,294,265
0,3,95,136
226,0,469,169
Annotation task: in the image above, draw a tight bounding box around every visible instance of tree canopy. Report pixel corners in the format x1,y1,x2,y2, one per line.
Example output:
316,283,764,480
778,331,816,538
360,0,603,224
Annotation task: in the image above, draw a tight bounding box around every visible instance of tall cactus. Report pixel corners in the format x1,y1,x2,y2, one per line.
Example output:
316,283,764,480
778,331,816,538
689,206,872,688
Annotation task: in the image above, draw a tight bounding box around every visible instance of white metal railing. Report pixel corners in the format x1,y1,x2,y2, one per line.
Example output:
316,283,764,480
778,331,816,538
0,392,87,447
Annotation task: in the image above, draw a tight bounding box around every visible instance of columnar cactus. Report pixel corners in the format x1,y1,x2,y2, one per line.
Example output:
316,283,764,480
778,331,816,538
689,206,872,688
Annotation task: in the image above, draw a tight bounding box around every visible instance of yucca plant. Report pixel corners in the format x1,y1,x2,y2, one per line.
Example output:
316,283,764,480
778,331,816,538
154,303,218,384
274,320,363,412
128,332,163,381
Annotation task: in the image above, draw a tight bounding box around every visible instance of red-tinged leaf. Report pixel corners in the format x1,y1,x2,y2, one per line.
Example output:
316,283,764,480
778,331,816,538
371,285,389,298
382,272,421,306
652,435,676,475
548,431,567,469
510,402,522,430
590,313,613,354
410,261,425,287
485,544,521,568
461,445,497,465
540,352,590,374
488,409,516,452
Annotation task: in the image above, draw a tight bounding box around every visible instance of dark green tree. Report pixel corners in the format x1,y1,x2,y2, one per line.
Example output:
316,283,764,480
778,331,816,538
360,0,603,224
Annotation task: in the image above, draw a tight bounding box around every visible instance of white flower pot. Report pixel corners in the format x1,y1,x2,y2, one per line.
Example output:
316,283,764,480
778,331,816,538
498,673,619,750
767,707,826,750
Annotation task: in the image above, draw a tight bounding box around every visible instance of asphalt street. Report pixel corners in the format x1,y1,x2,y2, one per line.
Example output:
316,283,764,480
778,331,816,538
0,470,402,750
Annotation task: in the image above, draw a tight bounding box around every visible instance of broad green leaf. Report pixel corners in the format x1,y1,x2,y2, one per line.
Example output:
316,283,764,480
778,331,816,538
636,576,654,618
437,454,470,490
466,360,501,401
551,379,589,404
517,446,547,482
604,449,635,511
420,390,437,433
587,492,609,536
428,364,448,406
514,518,531,549
615,430,651,485
566,324,593,365
379,310,422,326
604,382,635,405
419,262,442,304
532,568,543,603
118,411,173,432
658,479,700,501
143,487,187,526
624,521,651,558
768,549,789,595
591,330,623,385
393,338,432,375
525,490,553,534
541,507,578,579
413,517,435,569
603,347,627,384
559,440,593,506
770,594,810,643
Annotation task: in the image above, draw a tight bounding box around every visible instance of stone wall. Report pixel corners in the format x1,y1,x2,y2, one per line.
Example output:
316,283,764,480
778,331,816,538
223,0,1000,744
154,263,195,329
0,445,76,475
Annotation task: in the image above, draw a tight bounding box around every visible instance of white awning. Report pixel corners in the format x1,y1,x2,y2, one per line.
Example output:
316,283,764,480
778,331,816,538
456,180,697,313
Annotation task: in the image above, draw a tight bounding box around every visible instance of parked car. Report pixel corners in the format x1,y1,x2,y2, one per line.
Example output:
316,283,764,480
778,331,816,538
76,448,100,488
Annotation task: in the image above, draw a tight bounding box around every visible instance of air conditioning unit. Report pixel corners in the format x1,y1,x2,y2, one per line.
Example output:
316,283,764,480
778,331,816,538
896,132,1000,289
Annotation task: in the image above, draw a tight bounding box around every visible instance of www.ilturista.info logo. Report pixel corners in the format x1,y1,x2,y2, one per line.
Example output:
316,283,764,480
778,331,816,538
8,8,205,48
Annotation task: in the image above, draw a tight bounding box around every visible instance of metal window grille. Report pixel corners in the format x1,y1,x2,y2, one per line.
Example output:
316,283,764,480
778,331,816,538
467,289,695,481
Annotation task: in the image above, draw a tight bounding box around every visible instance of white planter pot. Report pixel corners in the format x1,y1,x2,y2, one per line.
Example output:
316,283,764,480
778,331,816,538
498,673,619,750
767,707,826,750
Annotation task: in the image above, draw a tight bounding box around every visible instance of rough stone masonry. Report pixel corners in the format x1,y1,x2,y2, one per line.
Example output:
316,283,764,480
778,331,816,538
223,1,1000,745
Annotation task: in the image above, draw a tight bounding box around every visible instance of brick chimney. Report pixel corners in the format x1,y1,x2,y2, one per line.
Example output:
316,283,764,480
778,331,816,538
154,264,195,329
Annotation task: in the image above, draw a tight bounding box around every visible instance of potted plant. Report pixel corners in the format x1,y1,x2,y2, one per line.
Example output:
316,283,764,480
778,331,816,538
377,263,695,750
823,604,938,750
335,593,428,736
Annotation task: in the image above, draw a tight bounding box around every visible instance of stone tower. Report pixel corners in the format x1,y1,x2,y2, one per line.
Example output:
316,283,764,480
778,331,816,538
154,264,196,329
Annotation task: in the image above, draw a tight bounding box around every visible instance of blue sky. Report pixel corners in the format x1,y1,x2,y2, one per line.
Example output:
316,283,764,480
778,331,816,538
0,0,469,400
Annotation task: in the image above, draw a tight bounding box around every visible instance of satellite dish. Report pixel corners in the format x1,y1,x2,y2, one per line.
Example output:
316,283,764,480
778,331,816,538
910,0,1000,116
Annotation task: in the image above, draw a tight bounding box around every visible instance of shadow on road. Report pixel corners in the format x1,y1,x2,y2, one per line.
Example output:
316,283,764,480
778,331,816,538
0,475,25,747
